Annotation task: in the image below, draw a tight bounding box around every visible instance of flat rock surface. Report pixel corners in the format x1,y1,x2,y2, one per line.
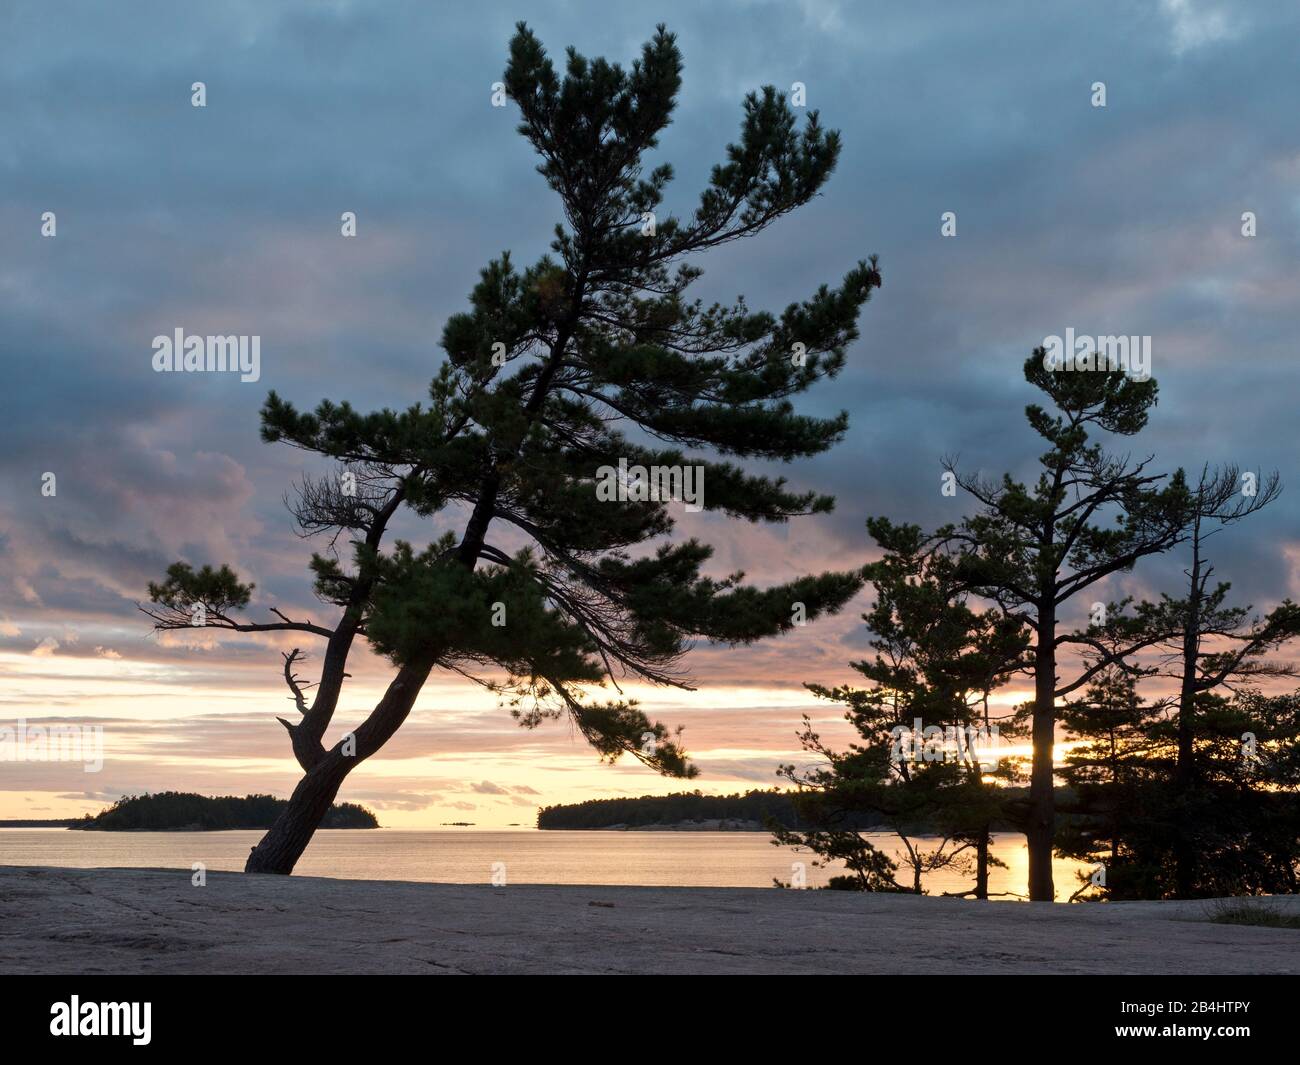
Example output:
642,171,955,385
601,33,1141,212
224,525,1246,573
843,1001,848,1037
1,865,1296,974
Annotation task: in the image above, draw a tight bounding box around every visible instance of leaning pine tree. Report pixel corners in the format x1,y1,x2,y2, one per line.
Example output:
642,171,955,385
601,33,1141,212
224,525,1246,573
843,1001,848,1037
141,24,881,874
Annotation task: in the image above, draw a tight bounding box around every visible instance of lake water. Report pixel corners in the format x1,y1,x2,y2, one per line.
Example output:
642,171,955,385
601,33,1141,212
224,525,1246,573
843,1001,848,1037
0,828,1088,898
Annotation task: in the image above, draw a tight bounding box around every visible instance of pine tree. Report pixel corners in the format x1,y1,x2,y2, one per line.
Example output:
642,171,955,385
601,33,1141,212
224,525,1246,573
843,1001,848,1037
774,519,1029,896
1057,668,1163,898
940,354,1191,899
1070,465,1300,897
141,24,880,874
1064,686,1300,898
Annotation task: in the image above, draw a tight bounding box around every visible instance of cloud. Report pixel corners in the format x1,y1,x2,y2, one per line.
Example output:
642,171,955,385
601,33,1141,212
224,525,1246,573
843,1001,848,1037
1160,0,1245,54
2,1,1298,823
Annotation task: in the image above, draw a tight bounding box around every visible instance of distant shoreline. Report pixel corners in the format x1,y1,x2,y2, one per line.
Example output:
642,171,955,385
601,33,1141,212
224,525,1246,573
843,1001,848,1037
28,792,380,832
533,789,1034,832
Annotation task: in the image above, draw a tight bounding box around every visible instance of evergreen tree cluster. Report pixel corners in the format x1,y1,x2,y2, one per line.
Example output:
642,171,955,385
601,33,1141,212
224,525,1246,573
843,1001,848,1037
134,25,1298,899
536,789,893,830
776,357,1300,900
71,792,379,832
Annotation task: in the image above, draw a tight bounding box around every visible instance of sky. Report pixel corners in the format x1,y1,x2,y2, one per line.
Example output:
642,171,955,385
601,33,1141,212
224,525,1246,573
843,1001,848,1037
2,0,1299,827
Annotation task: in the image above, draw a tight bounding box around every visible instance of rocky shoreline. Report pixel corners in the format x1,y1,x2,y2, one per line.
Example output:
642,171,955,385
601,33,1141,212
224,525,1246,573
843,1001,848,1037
4,865,1297,975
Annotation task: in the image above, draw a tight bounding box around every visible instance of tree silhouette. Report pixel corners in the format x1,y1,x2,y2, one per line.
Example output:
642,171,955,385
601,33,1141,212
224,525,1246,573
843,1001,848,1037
1057,668,1163,898
1063,466,1300,898
1138,465,1300,894
940,354,1191,900
774,518,1030,896
141,23,880,874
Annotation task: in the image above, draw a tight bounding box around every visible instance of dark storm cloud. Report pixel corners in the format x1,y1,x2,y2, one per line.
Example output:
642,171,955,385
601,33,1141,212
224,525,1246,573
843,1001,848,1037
1,0,1297,705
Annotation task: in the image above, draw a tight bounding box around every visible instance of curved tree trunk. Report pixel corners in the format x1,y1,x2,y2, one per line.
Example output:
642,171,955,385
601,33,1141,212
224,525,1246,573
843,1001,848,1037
246,658,434,874
245,754,351,874
245,292,583,877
